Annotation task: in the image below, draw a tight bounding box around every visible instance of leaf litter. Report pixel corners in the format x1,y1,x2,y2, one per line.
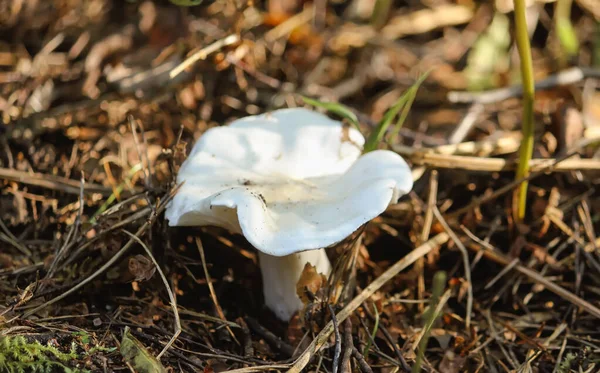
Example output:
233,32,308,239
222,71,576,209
1,0,600,372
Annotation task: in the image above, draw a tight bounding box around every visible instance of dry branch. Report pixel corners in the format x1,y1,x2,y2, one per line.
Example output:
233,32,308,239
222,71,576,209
448,67,600,104
0,167,128,196
395,148,600,172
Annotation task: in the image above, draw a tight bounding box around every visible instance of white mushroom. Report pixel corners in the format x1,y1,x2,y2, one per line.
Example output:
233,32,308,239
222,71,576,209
165,108,413,321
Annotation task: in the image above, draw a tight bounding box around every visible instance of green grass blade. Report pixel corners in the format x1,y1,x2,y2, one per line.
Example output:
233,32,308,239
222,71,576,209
89,163,143,224
364,71,429,153
389,72,430,143
555,0,579,58
301,96,362,133
363,95,408,153
362,303,380,359
412,271,447,373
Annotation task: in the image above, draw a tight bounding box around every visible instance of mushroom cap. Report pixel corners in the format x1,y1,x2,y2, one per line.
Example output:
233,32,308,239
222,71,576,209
165,108,413,256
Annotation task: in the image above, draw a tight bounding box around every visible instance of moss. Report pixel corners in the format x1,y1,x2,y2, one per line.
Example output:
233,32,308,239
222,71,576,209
0,335,88,373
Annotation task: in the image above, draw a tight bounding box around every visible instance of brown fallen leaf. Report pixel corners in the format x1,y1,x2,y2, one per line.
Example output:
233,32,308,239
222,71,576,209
128,254,156,282
296,262,327,305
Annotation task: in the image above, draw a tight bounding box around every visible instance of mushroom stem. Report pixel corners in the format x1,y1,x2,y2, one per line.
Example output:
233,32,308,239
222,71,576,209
257,249,331,321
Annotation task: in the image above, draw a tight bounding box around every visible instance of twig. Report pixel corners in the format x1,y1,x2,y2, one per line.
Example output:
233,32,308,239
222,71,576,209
356,312,380,356
447,67,600,104
167,349,205,371
329,303,342,373
63,206,151,268
21,217,151,318
417,169,438,311
340,318,353,373
244,317,295,358
444,149,584,219
19,186,179,318
578,200,598,250
169,34,240,79
381,4,473,40
85,26,135,72
395,151,600,172
484,258,520,289
83,25,136,97
433,206,473,327
216,365,291,373
362,305,409,371
128,115,153,189
376,321,410,371
0,167,128,196
264,7,314,42
196,236,239,345
226,57,282,89
0,135,14,168
553,334,568,373
44,171,86,282
238,318,254,357
0,218,31,256
419,133,522,157
467,240,600,319
351,346,374,373
73,171,85,242
448,103,484,144
484,309,518,369
314,354,324,373
122,230,181,360
175,308,240,328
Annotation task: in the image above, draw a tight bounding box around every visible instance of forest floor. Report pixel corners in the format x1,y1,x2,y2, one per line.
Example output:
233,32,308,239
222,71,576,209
1,0,600,372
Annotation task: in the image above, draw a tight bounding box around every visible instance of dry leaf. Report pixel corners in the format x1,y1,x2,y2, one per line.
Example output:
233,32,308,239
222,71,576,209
128,254,156,282
120,326,167,373
296,262,327,305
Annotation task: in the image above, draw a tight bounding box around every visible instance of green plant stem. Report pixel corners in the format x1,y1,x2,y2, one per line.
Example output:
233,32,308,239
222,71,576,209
364,72,429,153
513,0,535,221
301,96,362,132
555,0,579,60
371,0,392,29
362,303,379,359
412,271,447,373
